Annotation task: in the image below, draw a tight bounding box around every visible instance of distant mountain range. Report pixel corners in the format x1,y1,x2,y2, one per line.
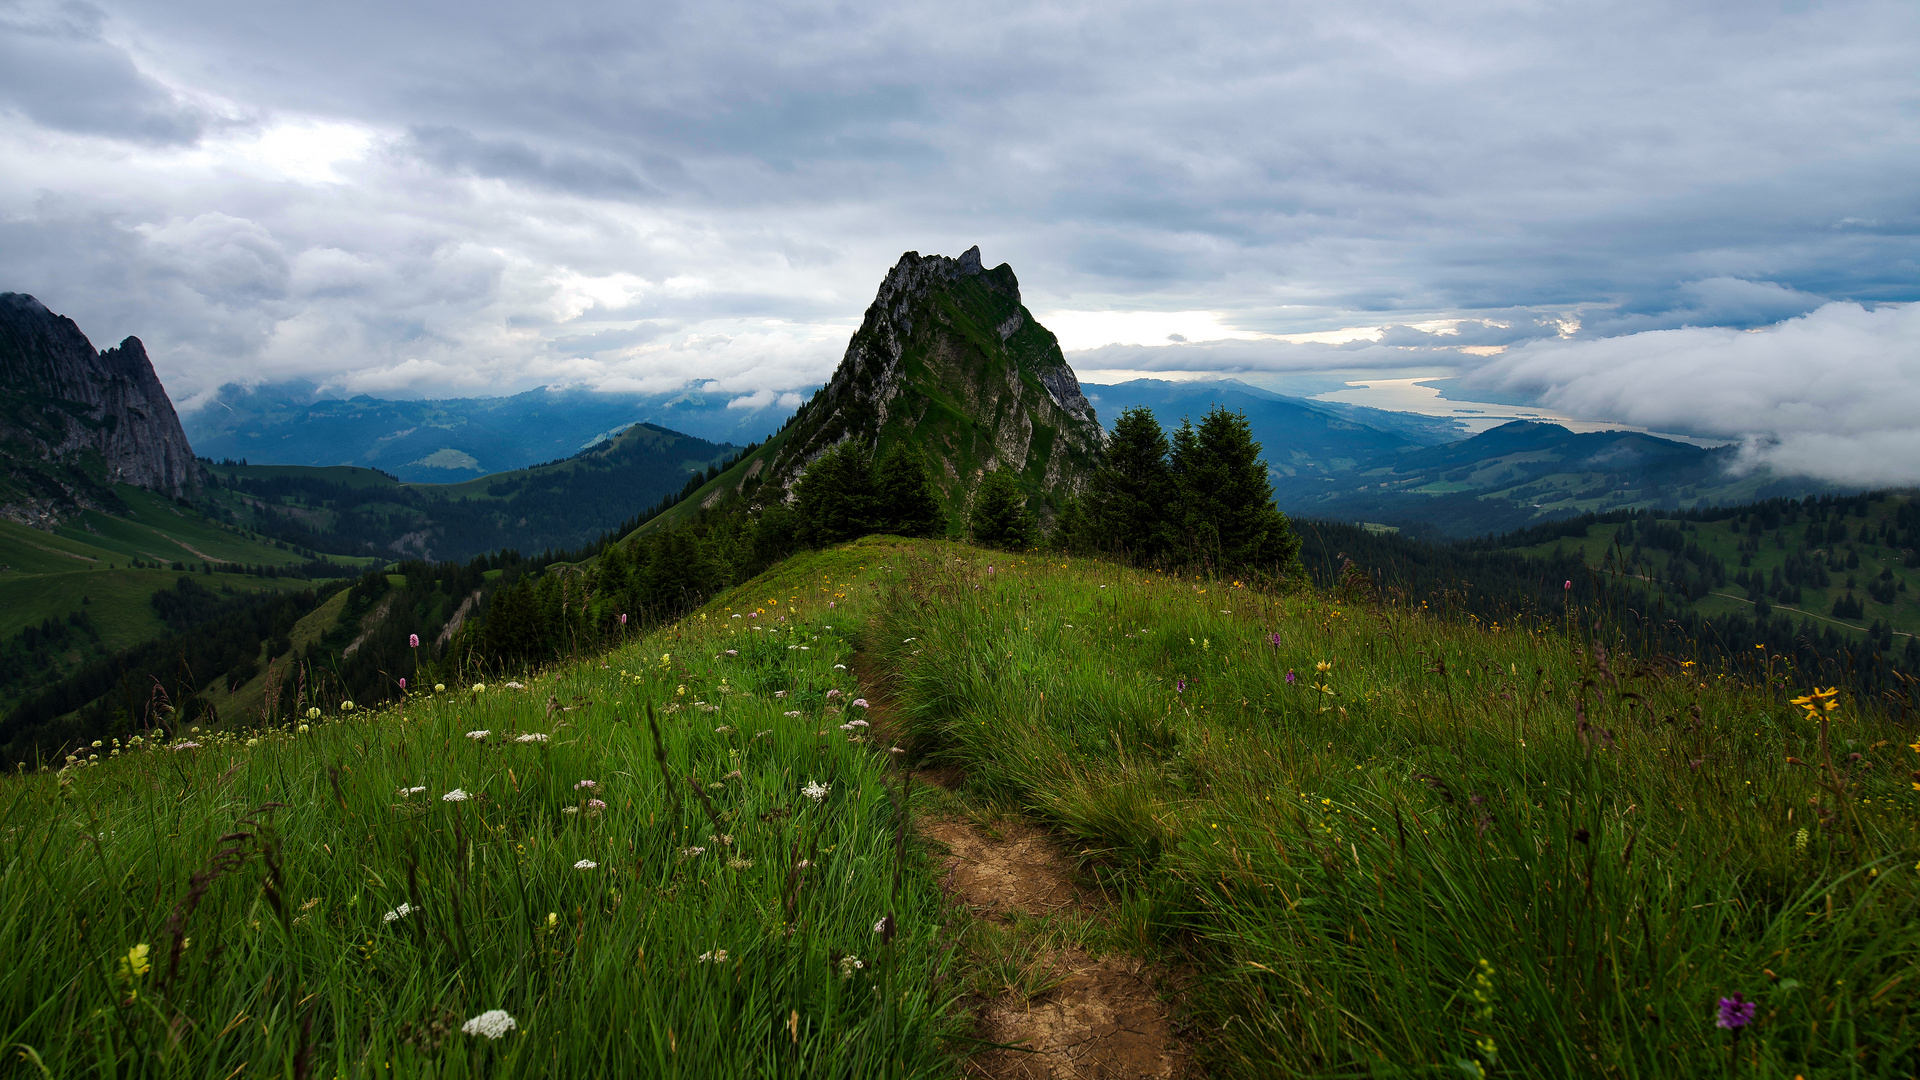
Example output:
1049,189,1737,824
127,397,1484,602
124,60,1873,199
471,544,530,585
183,379,806,481
1082,377,1833,537
198,422,739,563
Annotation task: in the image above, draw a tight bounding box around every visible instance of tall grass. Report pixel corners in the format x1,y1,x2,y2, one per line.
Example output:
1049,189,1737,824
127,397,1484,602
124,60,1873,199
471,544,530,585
0,545,960,1077
871,549,1920,1077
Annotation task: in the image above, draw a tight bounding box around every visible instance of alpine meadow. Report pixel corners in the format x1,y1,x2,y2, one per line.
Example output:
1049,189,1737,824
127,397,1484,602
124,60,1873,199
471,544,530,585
4,243,1918,1080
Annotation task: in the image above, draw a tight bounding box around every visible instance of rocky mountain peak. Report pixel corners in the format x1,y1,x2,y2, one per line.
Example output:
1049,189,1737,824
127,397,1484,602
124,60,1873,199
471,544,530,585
752,247,1106,525
0,293,200,525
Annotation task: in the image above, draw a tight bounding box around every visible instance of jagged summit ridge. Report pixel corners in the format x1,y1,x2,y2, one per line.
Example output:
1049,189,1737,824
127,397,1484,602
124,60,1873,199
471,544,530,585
757,246,1106,525
0,292,200,524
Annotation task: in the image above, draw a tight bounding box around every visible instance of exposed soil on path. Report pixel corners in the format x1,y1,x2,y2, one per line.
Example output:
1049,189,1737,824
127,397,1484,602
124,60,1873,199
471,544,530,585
851,654,1192,1079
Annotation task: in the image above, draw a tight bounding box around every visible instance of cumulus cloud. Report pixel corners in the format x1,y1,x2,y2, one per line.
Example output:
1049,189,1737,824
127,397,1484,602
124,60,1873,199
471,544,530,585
0,0,1914,421
0,1,209,144
1466,302,1920,485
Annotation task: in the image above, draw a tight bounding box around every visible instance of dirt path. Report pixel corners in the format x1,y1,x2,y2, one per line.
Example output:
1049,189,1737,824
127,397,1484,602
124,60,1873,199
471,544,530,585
853,656,1191,1079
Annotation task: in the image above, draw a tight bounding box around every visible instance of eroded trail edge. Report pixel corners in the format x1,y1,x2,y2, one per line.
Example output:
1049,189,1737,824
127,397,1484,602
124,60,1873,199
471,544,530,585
854,655,1191,1080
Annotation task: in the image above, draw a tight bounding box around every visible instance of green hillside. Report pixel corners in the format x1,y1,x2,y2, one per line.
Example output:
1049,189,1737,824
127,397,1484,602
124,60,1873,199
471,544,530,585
5,537,1914,1076
199,422,739,561
0,485,368,710
1497,490,1919,650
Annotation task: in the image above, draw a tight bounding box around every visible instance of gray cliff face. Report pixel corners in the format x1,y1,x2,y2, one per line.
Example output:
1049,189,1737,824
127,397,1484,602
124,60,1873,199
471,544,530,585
762,247,1106,524
0,293,200,523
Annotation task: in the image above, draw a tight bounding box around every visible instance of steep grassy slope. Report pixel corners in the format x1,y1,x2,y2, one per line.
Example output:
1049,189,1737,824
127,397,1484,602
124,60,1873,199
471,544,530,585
1,544,958,1076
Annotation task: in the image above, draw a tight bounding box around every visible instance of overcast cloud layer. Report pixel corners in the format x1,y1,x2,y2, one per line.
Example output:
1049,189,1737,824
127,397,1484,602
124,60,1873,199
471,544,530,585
1,0,1916,481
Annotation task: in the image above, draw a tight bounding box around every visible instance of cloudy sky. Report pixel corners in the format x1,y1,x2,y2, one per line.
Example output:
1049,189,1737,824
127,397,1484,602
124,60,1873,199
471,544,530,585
2,0,1917,480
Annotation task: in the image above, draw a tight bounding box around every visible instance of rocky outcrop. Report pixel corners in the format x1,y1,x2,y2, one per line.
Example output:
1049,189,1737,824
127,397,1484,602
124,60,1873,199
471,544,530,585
762,247,1105,523
0,293,199,524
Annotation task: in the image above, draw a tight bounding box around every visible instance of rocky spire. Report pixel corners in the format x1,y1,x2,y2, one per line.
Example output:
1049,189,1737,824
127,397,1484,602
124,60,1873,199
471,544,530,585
755,247,1105,525
0,293,200,525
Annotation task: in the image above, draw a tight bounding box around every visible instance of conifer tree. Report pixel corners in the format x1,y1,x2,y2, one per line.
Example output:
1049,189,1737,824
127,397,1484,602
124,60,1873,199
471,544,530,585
1075,406,1176,560
1168,406,1301,576
970,468,1037,550
793,441,877,546
873,443,946,538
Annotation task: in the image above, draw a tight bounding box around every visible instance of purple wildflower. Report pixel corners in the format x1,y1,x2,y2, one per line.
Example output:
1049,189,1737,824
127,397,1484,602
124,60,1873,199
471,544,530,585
1176,678,1186,693
1564,580,1572,590
409,633,420,648
398,677,407,690
1716,995,1757,1030
1285,670,1297,684
1266,632,1281,647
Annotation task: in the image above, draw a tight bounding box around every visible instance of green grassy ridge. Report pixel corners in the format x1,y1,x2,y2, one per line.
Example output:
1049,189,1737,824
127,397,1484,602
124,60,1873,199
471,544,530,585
863,545,1920,1077
1,541,962,1077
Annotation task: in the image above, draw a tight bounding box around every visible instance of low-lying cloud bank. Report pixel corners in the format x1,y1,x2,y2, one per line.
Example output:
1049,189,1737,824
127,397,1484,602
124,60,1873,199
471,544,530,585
1465,302,1920,486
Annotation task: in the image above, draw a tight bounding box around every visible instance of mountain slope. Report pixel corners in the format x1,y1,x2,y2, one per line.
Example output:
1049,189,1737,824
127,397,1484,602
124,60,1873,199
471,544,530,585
200,422,740,561
1280,419,1828,536
185,381,797,480
646,246,1106,530
1084,378,1433,482
0,293,198,524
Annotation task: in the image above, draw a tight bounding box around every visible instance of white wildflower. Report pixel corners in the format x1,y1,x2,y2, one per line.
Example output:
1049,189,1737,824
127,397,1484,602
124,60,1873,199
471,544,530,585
728,857,754,870
839,954,864,977
696,949,729,963
561,806,579,814
851,698,870,708
471,684,486,693
680,846,706,858
784,710,802,718
514,733,549,744
172,742,200,751
397,786,427,797
802,780,829,802
873,917,889,934
847,718,869,728
504,681,526,689
834,664,847,670
382,903,414,923
465,730,490,740
573,859,597,870
442,789,471,802
461,1010,517,1040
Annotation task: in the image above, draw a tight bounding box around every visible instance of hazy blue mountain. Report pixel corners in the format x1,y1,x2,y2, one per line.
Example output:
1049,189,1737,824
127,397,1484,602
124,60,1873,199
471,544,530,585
183,381,806,481
199,422,741,562
1282,419,1833,536
1082,379,1458,483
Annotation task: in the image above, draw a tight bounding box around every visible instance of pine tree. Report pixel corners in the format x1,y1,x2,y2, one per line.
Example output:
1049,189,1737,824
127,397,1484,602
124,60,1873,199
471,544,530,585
873,444,946,538
793,441,877,546
1168,405,1301,577
970,468,1037,550
1077,406,1176,561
